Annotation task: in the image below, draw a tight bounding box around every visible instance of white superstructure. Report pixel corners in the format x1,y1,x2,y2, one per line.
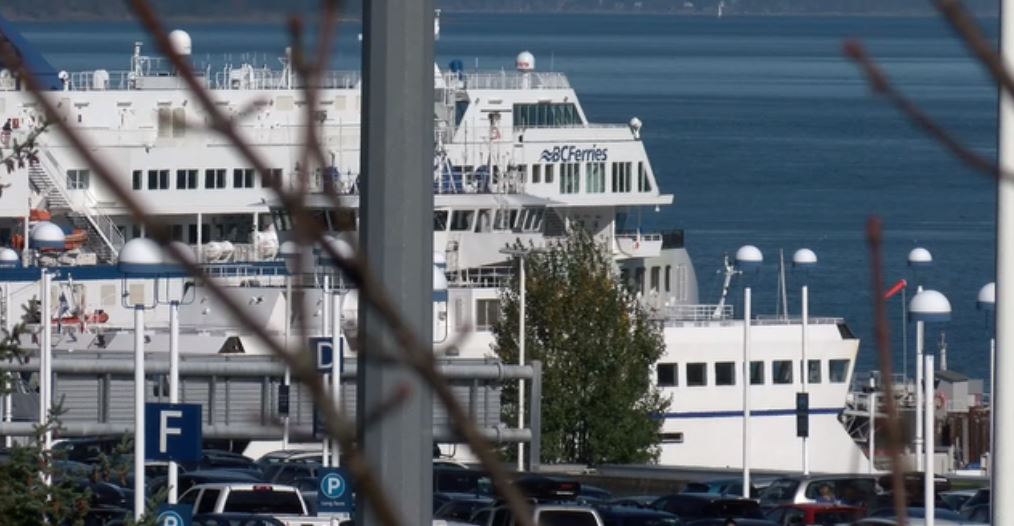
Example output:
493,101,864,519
0,29,867,473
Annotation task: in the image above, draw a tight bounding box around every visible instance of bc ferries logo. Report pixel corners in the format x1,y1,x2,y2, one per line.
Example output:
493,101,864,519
539,145,608,163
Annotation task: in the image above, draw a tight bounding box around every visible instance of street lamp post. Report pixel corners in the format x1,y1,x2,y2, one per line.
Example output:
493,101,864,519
31,222,64,485
977,282,995,482
321,236,355,469
118,237,167,521
0,247,17,450
907,247,932,470
909,287,951,520
792,248,817,475
735,245,762,494
500,247,533,471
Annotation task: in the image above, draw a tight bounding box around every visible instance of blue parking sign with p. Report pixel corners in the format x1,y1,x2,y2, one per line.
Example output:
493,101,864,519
155,504,191,526
145,403,202,463
318,467,355,513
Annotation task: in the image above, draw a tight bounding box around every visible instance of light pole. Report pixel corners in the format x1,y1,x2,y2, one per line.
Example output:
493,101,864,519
792,248,817,475
501,247,532,471
977,282,995,481
736,244,762,494
157,241,196,504
0,247,14,450
321,236,355,468
278,240,301,451
907,246,932,468
30,222,64,481
909,288,951,508
118,237,165,521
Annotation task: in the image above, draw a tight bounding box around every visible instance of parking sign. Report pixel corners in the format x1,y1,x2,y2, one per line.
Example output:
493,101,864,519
145,403,202,463
311,336,345,372
155,504,191,526
318,467,355,514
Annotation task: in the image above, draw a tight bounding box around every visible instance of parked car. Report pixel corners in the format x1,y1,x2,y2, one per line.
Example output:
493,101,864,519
579,484,615,505
179,483,308,516
192,513,286,526
939,489,979,512
868,506,982,524
256,449,324,468
958,489,988,513
151,468,264,496
758,476,879,509
650,493,767,523
434,494,495,522
434,466,492,496
685,478,758,498
609,496,664,509
763,503,864,525
483,504,605,526
595,504,683,526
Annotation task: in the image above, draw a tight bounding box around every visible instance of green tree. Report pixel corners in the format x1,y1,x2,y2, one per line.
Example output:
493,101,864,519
494,229,667,465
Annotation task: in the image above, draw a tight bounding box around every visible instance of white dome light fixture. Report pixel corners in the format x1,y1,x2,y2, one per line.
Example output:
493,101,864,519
516,51,535,72
0,247,18,268
30,221,66,251
792,248,818,268
735,245,763,270
908,247,933,268
978,282,996,312
909,289,952,323
168,29,193,57
118,237,164,275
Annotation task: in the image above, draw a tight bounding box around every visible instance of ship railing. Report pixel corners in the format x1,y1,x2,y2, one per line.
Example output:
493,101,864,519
751,315,844,326
63,69,360,92
442,71,571,91
447,266,513,288
658,304,734,322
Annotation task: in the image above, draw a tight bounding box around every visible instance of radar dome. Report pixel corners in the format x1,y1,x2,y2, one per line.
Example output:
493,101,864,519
735,244,763,269
31,221,66,250
516,51,535,72
0,247,18,268
118,237,163,274
168,30,193,56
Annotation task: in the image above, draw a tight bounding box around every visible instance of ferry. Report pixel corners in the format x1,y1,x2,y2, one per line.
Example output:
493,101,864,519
0,16,869,473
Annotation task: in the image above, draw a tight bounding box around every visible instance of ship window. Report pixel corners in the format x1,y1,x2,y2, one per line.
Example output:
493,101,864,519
807,359,821,384
773,360,793,384
657,363,677,387
686,363,706,387
635,268,645,294
665,265,672,292
271,210,292,233
433,210,449,231
650,266,660,292
147,169,169,190
171,224,184,241
829,359,850,383
157,107,172,138
532,164,542,184
493,210,511,231
233,169,255,189
560,163,580,194
454,100,469,127
509,209,520,230
475,299,500,331
715,362,735,386
261,168,283,189
612,162,632,192
544,164,555,184
66,169,89,190
513,102,580,128
516,164,527,184
750,361,765,385
205,169,226,189
132,170,142,190
524,209,543,232
172,108,186,138
585,162,605,193
176,169,197,190
638,162,651,192
450,210,474,231
660,432,684,444
475,209,492,233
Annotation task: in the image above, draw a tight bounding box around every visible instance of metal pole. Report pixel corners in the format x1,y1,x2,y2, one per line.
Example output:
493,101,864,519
283,276,291,450
742,287,751,493
530,360,542,473
321,274,331,467
331,291,341,467
133,304,145,521
869,390,877,474
518,256,525,471
991,336,996,478
997,13,1014,526
168,299,179,504
2,284,9,449
925,354,935,526
40,269,51,486
357,0,434,523
916,319,924,471
801,285,809,475
902,287,907,383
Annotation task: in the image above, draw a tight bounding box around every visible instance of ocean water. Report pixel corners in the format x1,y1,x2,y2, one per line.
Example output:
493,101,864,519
16,14,999,382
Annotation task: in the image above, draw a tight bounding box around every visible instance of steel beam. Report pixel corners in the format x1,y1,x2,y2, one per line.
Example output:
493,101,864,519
358,0,435,523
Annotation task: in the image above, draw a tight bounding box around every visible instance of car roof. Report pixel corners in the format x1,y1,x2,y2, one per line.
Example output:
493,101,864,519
187,483,300,491
779,503,863,511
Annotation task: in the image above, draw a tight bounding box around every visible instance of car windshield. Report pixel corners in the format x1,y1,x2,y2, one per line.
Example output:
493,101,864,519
538,510,599,526
760,479,800,504
223,489,303,514
434,470,492,495
815,509,863,523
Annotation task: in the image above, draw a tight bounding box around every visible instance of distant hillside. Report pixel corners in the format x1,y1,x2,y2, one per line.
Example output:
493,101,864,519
0,0,1000,19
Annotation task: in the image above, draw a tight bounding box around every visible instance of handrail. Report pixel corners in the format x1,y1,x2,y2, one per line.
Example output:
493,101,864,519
38,151,124,257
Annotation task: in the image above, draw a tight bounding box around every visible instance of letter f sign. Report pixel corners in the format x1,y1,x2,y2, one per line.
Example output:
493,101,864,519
160,410,183,454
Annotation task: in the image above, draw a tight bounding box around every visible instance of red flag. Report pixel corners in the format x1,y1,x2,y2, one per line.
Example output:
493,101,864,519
884,279,907,300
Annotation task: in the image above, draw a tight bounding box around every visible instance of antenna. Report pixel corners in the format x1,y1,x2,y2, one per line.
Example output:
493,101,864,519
778,249,788,319
713,254,741,319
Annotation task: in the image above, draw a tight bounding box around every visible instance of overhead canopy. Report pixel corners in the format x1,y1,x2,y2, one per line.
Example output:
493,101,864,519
0,12,61,90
